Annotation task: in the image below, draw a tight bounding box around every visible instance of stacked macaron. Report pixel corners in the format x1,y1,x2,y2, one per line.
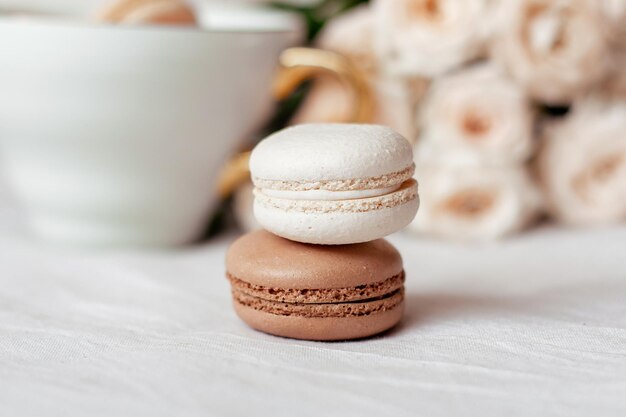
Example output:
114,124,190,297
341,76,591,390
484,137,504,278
226,124,419,341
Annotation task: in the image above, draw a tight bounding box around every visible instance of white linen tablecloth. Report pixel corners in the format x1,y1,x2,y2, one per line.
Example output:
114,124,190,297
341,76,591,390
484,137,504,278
0,182,625,417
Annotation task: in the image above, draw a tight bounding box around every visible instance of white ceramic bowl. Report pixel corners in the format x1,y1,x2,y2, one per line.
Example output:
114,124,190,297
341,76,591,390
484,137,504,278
0,10,300,247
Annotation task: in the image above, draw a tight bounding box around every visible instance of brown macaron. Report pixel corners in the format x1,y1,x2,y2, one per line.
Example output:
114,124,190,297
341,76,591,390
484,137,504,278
96,0,196,25
226,230,405,341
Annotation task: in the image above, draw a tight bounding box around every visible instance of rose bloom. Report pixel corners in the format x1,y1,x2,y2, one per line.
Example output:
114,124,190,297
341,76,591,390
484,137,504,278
608,59,626,99
539,99,626,226
292,5,422,141
491,0,610,105
601,48,626,99
315,4,377,73
409,162,543,241
293,76,420,141
418,63,535,165
594,0,626,44
291,6,374,126
373,0,493,77
598,0,626,99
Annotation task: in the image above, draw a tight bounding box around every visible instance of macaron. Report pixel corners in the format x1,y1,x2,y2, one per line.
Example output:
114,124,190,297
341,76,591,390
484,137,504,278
226,230,405,341
96,0,196,25
250,124,419,245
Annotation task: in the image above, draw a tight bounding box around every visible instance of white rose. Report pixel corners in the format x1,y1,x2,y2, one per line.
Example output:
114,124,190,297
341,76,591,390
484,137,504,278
292,6,374,126
292,77,353,125
595,0,626,99
593,0,626,44
292,5,423,141
315,5,377,73
409,162,543,241
373,0,493,77
538,99,626,226
293,76,420,141
418,63,535,165
373,76,426,141
491,0,610,104
599,46,626,99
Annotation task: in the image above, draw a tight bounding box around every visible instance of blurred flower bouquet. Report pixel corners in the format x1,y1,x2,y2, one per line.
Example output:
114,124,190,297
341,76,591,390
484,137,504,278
273,0,626,242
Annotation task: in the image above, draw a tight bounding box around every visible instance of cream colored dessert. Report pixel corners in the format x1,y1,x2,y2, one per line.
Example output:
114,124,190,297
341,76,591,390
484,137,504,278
226,230,405,341
249,124,420,245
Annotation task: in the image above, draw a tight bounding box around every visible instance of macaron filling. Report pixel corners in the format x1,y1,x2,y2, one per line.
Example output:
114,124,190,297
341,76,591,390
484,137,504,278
258,184,402,201
228,271,404,304
228,270,405,318
254,179,418,213
252,164,415,193
232,288,404,319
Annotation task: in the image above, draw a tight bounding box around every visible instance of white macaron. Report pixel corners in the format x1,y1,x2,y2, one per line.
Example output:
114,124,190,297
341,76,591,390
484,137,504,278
250,124,419,244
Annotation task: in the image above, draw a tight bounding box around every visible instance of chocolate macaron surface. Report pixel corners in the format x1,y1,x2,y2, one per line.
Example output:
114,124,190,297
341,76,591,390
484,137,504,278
250,124,419,245
226,230,405,341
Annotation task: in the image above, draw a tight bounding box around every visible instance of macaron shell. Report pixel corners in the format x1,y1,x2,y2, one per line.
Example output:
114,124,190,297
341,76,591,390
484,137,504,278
234,299,405,341
226,230,403,289
253,180,419,245
250,124,413,183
